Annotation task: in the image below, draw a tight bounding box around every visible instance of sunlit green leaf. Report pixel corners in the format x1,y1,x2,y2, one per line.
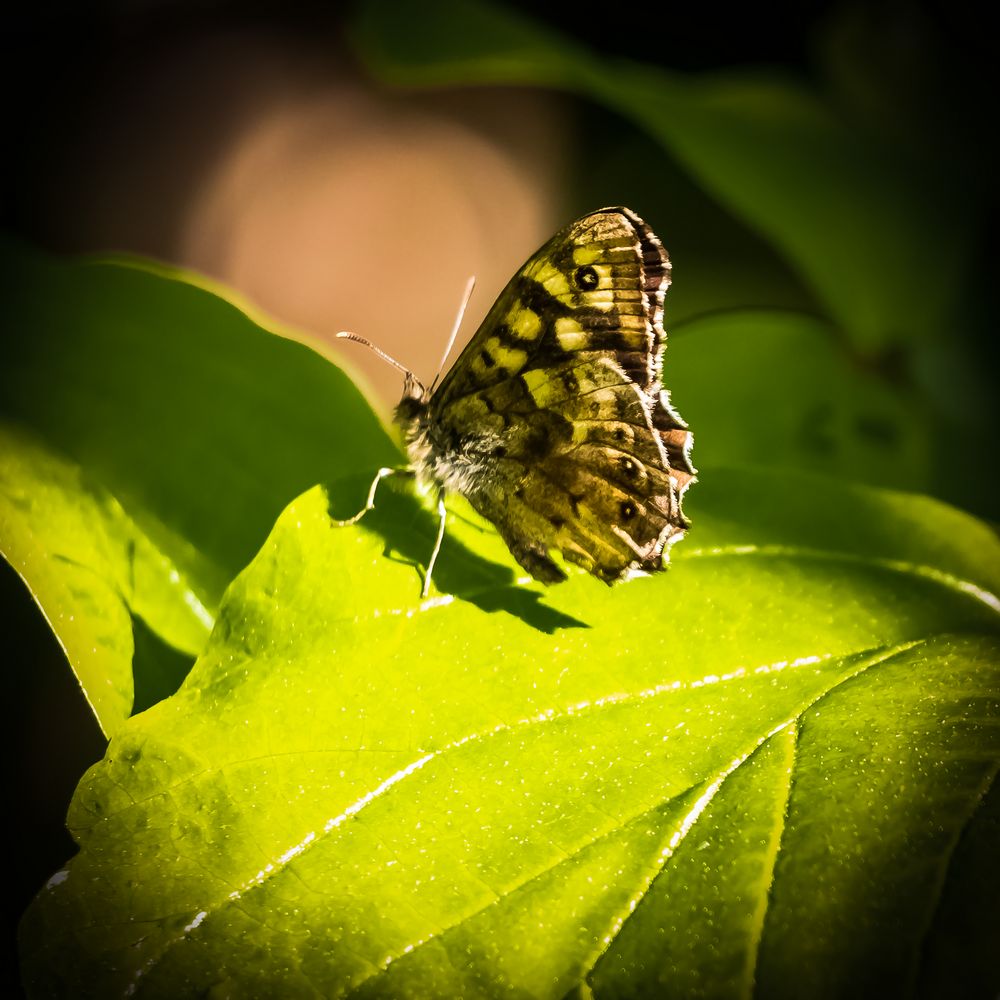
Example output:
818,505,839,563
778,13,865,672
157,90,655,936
0,243,399,733
19,465,1000,997
0,424,212,732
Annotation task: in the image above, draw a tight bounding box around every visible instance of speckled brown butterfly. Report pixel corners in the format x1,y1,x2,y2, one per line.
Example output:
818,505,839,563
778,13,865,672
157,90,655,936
337,206,695,596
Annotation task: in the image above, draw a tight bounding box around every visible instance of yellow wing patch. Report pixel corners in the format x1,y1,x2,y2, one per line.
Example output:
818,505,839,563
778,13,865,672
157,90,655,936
508,307,542,341
528,260,571,297
471,339,528,380
572,246,601,266
554,316,588,350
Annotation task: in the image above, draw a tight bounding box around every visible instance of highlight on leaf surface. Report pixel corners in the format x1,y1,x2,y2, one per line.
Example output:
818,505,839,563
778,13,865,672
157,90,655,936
17,466,1000,998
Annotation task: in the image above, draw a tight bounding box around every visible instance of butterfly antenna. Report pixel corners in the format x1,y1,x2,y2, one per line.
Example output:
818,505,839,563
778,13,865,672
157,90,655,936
335,332,415,379
430,275,476,393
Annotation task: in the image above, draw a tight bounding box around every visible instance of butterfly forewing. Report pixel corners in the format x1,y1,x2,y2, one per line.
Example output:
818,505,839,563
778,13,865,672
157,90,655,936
398,206,694,588
431,210,667,406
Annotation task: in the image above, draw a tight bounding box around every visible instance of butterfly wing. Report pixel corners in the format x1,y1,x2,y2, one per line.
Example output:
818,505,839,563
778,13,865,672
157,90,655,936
419,207,694,584
432,207,669,405
454,357,693,583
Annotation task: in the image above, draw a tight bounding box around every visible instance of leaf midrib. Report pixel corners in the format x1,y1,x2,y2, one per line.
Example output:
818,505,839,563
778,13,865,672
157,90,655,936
122,639,922,997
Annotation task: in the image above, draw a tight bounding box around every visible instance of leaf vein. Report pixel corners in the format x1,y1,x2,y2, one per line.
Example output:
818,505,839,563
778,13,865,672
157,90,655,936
681,544,1000,613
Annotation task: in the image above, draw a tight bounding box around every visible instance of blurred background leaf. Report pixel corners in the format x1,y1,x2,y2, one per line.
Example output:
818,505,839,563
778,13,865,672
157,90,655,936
669,310,930,489
354,0,967,354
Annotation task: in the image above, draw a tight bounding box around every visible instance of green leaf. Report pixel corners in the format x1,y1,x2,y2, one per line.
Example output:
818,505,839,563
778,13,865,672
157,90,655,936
0,243,400,734
0,424,212,731
667,310,931,492
19,466,1000,997
352,0,975,353
575,128,824,327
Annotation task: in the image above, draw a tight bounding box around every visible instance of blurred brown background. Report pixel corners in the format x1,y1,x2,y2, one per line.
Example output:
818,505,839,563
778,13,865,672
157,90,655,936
5,5,580,408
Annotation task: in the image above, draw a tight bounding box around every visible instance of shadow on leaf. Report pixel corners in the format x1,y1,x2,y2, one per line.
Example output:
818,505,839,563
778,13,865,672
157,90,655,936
131,615,197,713
324,472,589,633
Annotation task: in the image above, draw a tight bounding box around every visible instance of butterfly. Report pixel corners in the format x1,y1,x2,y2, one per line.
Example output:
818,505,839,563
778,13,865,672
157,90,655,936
337,206,695,596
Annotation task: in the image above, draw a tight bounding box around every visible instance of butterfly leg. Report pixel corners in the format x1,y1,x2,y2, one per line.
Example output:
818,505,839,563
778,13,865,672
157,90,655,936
332,467,408,526
421,491,448,598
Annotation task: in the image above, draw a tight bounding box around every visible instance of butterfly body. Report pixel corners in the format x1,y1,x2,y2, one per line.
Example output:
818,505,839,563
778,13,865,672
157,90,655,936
394,207,695,587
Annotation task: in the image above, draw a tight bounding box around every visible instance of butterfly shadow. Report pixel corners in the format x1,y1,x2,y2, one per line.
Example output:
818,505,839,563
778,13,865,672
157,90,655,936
325,474,589,633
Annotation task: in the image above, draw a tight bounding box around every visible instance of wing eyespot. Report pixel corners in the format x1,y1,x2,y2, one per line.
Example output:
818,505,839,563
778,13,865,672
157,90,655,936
574,265,599,290
619,500,638,521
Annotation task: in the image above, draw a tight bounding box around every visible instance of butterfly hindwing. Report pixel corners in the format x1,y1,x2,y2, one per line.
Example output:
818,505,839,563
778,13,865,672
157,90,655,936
396,206,694,589
456,357,687,583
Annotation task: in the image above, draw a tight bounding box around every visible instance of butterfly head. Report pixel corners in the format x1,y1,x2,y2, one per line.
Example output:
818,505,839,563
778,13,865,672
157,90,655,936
394,371,430,429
